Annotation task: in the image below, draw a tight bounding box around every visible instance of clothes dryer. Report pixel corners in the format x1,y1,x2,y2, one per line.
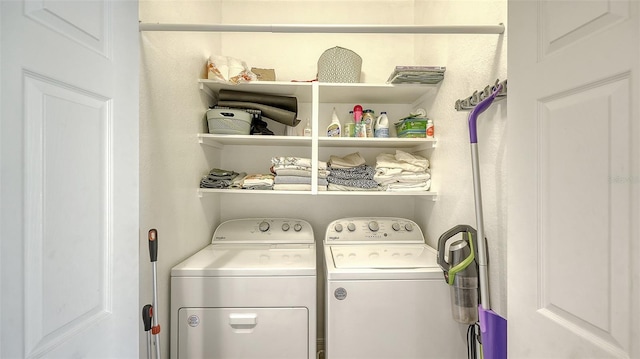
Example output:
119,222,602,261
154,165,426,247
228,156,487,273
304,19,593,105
171,218,316,359
324,217,466,359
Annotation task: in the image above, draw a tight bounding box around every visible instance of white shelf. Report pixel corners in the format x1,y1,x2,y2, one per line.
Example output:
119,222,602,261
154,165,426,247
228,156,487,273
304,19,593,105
199,80,437,104
198,133,436,150
198,134,311,148
317,83,437,104
318,191,437,197
318,137,436,150
199,189,312,196
199,80,313,102
140,23,505,35
199,188,437,198
198,80,438,199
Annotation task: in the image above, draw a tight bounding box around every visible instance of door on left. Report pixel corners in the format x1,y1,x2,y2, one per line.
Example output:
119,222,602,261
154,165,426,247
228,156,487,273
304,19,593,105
1,1,139,358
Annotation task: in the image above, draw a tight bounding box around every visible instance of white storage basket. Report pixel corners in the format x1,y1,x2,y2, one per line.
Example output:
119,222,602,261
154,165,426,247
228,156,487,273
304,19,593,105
207,109,252,135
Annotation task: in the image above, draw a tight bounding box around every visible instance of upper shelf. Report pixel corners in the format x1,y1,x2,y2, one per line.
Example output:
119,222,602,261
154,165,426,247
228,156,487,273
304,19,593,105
139,23,505,34
199,80,437,104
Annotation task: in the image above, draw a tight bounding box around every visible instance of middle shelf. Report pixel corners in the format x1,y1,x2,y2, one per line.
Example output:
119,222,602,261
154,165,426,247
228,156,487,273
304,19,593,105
198,133,436,151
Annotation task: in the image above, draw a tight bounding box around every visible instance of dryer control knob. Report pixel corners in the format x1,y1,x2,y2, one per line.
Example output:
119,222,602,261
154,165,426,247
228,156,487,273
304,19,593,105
347,223,356,232
368,221,379,232
405,223,414,231
334,224,343,232
281,223,290,231
294,223,303,232
392,223,401,231
259,221,270,232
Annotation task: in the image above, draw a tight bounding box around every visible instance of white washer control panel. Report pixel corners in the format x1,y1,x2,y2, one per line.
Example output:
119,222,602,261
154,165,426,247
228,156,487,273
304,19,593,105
325,217,424,244
212,218,314,244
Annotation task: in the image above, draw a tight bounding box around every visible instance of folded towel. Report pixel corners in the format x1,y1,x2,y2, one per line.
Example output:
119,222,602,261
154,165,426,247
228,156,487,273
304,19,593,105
328,152,366,168
328,165,376,180
384,180,432,192
375,150,429,173
242,173,275,190
200,168,240,188
271,156,327,170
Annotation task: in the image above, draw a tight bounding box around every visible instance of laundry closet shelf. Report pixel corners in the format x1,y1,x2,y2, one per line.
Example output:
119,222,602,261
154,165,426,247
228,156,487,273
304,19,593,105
319,137,436,150
198,134,311,148
199,80,437,104
140,23,505,35
318,191,437,198
198,188,437,198
199,189,312,196
199,80,313,102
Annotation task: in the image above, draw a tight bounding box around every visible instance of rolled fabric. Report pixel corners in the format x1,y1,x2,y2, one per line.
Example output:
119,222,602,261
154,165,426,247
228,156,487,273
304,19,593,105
219,89,298,113
217,100,300,126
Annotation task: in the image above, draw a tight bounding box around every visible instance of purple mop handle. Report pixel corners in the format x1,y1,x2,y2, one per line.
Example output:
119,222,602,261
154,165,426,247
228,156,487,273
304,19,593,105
468,84,503,144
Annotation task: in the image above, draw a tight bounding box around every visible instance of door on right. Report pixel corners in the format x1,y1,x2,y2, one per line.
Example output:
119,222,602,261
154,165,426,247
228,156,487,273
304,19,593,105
508,1,639,358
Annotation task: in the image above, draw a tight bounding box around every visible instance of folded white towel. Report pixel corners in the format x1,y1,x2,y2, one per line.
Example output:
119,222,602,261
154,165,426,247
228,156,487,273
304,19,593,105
375,150,429,173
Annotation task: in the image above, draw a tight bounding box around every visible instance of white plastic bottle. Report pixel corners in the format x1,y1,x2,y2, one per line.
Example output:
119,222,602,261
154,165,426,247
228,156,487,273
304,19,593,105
426,119,434,138
303,118,312,137
375,112,390,138
327,107,342,137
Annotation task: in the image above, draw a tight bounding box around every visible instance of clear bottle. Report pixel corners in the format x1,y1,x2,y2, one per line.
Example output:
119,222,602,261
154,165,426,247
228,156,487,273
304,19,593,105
344,110,355,137
303,118,312,137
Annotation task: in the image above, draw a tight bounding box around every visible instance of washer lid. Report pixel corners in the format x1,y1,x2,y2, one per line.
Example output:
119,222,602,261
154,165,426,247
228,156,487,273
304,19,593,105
329,244,438,269
171,244,316,277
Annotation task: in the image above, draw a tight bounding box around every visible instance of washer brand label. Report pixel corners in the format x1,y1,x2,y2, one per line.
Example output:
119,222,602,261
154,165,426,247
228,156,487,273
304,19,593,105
334,287,347,300
187,315,200,327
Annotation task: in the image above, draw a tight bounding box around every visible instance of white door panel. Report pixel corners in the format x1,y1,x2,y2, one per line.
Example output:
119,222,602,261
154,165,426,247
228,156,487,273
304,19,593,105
1,1,138,358
508,1,639,358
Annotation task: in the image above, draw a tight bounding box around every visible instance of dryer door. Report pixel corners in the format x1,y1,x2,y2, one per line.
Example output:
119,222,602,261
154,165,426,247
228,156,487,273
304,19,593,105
177,307,308,359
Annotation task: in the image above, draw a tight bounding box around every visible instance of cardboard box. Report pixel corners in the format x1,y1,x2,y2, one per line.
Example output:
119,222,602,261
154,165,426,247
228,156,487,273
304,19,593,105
251,68,276,81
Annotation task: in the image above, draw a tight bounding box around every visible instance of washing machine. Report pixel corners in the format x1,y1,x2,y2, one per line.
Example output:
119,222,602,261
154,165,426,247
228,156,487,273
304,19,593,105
171,218,316,359
323,217,466,359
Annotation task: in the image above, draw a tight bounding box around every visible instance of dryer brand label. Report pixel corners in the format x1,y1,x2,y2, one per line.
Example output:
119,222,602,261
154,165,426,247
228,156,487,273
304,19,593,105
187,314,200,327
334,287,347,300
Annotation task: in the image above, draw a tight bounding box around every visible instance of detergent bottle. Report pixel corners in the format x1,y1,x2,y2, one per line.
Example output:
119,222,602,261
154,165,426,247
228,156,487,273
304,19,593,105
374,112,390,138
327,107,342,137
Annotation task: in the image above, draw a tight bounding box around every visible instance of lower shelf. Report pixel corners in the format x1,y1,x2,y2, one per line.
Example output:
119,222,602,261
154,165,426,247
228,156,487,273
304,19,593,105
198,188,437,198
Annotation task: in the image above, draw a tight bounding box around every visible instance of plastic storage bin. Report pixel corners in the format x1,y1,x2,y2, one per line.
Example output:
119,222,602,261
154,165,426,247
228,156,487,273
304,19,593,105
395,117,428,138
207,109,252,135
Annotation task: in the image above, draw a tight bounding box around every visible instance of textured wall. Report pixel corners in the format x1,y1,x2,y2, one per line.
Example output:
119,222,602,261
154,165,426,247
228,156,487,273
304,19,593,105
414,0,508,317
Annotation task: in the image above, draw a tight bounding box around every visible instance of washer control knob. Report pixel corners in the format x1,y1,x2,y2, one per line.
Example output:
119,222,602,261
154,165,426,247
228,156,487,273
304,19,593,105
294,223,303,232
347,223,356,232
259,221,270,232
334,224,343,232
368,221,379,232
405,223,414,231
281,223,290,231
392,223,401,231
